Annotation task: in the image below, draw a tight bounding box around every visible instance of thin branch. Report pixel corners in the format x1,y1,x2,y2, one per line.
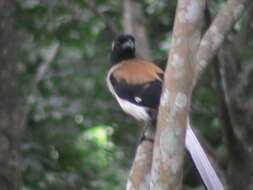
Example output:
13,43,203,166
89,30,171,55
221,3,253,98
231,60,253,98
127,142,153,190
233,2,253,52
195,0,250,77
83,0,120,35
126,126,154,190
214,49,251,189
20,42,60,130
213,55,238,153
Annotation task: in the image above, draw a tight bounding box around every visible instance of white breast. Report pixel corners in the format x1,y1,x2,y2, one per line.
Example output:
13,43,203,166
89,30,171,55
106,65,150,121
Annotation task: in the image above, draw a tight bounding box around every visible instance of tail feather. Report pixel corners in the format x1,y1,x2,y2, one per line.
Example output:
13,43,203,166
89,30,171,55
185,122,224,190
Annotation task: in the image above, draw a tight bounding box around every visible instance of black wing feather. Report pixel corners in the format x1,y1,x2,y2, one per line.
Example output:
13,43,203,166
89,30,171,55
110,75,162,109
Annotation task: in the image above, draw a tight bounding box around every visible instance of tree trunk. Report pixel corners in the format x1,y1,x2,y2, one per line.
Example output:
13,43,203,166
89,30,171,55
0,0,23,189
123,0,151,61
150,0,249,189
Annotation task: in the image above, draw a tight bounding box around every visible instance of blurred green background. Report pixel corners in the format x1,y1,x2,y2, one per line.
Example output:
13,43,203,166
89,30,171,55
1,0,253,189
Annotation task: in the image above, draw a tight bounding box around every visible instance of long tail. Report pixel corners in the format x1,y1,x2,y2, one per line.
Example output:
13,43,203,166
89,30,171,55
185,121,224,190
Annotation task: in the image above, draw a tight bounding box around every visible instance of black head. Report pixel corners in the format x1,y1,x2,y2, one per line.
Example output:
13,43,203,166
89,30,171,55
110,34,136,65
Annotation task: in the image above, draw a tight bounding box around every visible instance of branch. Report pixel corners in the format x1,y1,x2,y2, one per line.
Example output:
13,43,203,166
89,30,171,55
233,2,253,53
195,0,250,77
34,45,60,84
20,42,60,129
231,62,253,98
83,0,120,35
150,1,206,189
126,127,154,190
214,48,251,190
213,54,238,155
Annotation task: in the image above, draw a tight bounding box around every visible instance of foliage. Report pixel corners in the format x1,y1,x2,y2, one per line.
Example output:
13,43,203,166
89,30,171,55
17,1,138,189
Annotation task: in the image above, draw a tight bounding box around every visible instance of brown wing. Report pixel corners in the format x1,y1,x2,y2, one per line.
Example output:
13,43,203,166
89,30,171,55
112,59,163,84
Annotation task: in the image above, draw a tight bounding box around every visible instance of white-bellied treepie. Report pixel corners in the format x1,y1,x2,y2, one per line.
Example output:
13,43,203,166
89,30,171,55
106,34,224,190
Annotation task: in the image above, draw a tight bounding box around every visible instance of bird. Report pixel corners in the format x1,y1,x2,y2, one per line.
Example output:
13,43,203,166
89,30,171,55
106,34,224,190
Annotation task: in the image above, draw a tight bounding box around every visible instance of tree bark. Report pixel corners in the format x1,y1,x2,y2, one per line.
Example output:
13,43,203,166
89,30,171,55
120,0,250,189
150,1,205,189
195,0,250,77
151,0,250,189
127,127,154,190
0,0,23,189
